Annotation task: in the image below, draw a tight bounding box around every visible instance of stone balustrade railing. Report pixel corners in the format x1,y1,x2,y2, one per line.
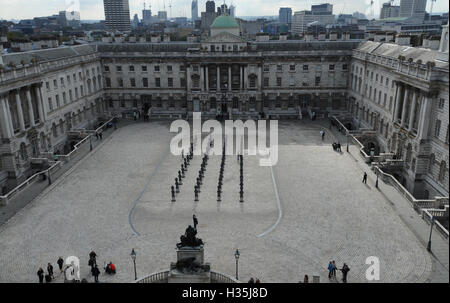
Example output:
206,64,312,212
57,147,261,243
135,270,240,283
0,160,62,206
422,208,449,239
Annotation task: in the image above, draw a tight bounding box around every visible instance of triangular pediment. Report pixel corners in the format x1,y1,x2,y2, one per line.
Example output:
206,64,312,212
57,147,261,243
203,31,247,43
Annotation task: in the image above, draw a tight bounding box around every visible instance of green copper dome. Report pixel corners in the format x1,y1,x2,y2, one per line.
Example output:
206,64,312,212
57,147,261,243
210,15,239,28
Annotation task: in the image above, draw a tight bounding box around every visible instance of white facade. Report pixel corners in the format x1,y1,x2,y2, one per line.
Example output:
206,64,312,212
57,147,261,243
292,11,336,35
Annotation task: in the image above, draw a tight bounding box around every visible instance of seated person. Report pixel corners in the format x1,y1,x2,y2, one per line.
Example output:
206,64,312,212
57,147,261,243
105,262,116,274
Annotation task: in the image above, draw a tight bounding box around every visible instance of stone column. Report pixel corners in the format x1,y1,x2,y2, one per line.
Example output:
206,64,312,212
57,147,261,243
243,65,248,89
239,65,244,90
15,90,26,132
205,65,209,92
35,85,45,123
186,65,191,92
393,82,402,122
200,66,205,92
418,94,432,140
258,65,262,89
408,90,418,132
228,66,232,92
400,86,409,127
26,87,35,127
4,96,15,135
216,66,220,90
0,95,13,138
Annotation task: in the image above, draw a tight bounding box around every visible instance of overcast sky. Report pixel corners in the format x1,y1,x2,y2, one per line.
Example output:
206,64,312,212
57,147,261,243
0,0,448,20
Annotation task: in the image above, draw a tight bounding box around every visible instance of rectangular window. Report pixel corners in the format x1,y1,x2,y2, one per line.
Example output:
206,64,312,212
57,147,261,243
264,65,270,72
277,65,282,72
342,64,348,70
46,82,50,90
55,95,60,107
48,97,53,111
155,66,160,72
130,78,136,87
315,76,321,86
434,120,441,138
142,65,147,72
180,78,186,87
264,77,269,87
180,65,186,72
143,78,148,87
438,98,445,109
329,64,335,71
62,92,66,104
61,78,64,86
386,78,389,86
289,77,295,86
105,78,111,87
168,78,173,87
250,77,256,88
116,66,122,72
156,78,161,87
303,65,309,71
53,80,58,89
277,77,282,87
69,90,73,102
75,87,78,99
73,74,76,82
129,65,135,72
290,65,295,71
118,78,123,87
67,75,71,85
104,65,110,72
168,65,173,72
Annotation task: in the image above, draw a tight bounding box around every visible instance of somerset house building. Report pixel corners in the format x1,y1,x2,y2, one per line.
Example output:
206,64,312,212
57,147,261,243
0,14,448,201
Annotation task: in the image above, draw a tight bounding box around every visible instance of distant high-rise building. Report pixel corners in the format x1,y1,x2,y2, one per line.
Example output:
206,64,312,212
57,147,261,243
206,1,216,13
143,8,152,25
399,0,427,20
103,0,131,32
279,8,292,24
132,14,140,28
380,2,400,19
229,4,236,17
218,4,229,16
192,0,199,21
158,11,168,22
311,3,333,15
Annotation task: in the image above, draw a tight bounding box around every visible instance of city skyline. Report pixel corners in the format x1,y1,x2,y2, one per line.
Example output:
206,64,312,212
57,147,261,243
0,0,448,21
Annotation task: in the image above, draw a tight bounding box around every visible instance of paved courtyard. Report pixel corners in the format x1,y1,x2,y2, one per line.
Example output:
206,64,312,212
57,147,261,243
0,120,447,283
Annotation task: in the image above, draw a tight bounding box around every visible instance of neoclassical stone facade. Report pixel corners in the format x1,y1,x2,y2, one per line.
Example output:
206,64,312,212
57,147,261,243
0,20,448,199
0,45,105,190
348,25,449,198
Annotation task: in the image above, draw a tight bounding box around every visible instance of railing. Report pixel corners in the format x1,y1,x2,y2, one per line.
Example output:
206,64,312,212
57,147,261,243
0,160,62,206
135,270,240,283
135,271,170,283
210,271,241,283
422,208,449,239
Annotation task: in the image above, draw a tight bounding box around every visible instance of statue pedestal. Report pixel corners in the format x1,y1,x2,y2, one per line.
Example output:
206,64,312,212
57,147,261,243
168,246,211,283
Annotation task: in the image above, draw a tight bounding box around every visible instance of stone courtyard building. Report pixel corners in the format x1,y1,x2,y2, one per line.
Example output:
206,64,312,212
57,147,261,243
0,14,448,200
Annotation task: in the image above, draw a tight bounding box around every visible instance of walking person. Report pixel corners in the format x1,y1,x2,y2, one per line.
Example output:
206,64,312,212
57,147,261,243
37,267,45,283
320,130,325,141
57,257,64,273
133,111,137,121
99,132,103,140
332,260,337,278
303,275,309,283
328,261,334,279
47,263,54,279
193,214,198,230
92,264,100,283
362,172,368,184
340,263,350,283
95,132,99,140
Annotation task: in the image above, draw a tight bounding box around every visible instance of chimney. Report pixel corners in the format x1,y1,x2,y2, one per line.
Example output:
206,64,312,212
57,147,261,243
279,33,287,41
329,32,338,41
304,33,314,41
318,32,326,41
256,33,269,41
342,32,350,40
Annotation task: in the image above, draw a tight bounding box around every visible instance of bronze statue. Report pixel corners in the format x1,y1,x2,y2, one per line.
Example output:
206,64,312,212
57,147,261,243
177,225,204,248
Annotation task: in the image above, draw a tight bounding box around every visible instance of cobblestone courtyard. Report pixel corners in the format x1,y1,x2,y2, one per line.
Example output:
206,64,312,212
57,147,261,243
0,120,447,283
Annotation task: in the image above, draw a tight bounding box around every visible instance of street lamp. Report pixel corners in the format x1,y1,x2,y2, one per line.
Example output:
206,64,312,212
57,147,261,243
130,248,137,281
427,216,435,252
234,249,240,281
375,167,379,188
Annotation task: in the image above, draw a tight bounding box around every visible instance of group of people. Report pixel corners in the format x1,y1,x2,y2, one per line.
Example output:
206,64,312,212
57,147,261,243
37,257,65,283
248,277,261,283
328,261,350,283
37,252,116,283
332,142,342,152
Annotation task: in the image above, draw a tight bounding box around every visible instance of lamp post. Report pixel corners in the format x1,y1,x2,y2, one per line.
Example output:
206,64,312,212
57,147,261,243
375,167,379,188
89,135,93,151
346,130,350,153
427,216,435,252
131,248,137,281
234,249,240,281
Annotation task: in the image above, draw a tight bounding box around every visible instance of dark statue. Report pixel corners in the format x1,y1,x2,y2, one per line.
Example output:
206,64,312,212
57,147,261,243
177,225,204,248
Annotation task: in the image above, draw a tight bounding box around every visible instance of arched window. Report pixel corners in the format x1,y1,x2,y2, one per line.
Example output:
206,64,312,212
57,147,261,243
438,161,447,182
19,143,27,161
